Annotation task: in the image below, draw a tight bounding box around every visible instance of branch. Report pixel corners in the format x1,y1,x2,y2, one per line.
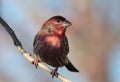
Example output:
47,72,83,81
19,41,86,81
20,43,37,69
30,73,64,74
0,17,71,82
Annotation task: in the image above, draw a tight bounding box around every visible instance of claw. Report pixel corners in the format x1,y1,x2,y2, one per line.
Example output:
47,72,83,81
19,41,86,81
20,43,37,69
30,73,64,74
50,67,58,78
32,59,39,68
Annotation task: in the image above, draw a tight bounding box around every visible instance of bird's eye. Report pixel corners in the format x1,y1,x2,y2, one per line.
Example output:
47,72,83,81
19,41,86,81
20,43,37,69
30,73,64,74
57,20,60,23
57,20,62,24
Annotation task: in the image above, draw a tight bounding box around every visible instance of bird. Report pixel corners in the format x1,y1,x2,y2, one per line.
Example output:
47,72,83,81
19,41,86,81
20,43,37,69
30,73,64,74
33,15,79,78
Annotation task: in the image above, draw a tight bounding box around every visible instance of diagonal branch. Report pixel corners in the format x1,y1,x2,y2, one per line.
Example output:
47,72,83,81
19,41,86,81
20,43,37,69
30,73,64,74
0,17,71,82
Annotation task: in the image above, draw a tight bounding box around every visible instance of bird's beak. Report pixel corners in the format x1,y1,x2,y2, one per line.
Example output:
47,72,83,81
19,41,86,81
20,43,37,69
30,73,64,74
62,20,72,27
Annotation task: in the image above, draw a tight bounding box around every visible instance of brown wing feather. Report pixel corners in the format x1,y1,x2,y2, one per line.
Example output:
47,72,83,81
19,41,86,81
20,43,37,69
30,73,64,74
33,34,44,54
62,36,69,55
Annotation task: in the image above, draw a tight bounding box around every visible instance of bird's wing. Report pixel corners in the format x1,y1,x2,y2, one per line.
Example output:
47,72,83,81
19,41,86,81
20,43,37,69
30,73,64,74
62,36,69,55
33,33,39,47
33,34,42,54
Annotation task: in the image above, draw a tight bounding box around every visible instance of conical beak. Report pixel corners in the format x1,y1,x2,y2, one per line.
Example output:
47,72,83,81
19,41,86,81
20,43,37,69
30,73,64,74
62,20,72,27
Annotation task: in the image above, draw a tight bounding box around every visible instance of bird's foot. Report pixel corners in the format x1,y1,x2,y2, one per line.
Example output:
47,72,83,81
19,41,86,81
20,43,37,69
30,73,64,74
50,68,58,78
32,59,40,68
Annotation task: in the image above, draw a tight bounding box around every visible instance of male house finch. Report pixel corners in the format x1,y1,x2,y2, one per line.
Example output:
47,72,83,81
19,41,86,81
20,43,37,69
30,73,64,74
33,16,79,78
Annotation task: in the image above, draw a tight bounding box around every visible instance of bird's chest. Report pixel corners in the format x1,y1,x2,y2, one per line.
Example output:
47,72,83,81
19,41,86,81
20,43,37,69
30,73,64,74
45,36,61,48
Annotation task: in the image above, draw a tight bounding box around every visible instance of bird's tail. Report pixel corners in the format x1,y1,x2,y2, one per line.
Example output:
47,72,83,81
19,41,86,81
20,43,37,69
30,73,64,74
65,60,79,72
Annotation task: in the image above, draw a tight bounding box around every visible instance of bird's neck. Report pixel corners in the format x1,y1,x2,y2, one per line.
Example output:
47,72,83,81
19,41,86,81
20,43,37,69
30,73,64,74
53,28,66,38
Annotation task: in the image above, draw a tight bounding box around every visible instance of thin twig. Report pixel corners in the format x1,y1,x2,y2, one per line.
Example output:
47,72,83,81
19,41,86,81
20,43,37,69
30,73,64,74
0,17,71,82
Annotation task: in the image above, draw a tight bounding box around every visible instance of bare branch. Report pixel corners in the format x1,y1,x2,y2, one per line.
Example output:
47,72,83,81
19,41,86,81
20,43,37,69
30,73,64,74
0,17,71,82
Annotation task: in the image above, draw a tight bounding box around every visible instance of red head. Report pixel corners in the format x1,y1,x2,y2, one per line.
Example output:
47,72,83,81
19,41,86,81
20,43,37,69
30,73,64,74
41,16,72,37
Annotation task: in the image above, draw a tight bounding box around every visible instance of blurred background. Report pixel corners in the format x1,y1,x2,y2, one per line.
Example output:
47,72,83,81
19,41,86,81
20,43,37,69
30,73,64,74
0,0,120,82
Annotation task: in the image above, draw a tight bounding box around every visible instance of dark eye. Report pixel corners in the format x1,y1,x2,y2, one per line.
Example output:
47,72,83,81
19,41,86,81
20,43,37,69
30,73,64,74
57,20,62,23
57,20,60,23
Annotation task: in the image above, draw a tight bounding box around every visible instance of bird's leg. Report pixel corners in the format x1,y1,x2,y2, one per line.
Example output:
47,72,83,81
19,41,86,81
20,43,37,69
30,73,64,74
51,67,58,78
32,54,41,68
